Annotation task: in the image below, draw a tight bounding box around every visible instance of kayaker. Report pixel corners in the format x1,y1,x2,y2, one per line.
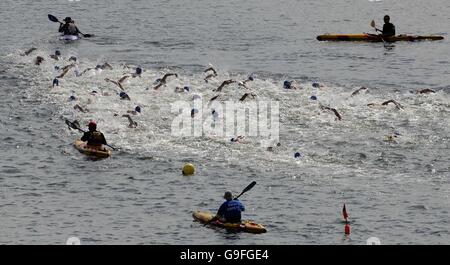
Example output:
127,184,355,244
59,17,81,36
81,121,108,148
208,191,245,224
376,15,396,37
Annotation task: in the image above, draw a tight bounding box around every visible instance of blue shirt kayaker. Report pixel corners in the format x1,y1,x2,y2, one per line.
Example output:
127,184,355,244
214,191,245,223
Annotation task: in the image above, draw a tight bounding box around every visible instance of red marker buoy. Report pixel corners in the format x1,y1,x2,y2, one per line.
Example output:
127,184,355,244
345,223,351,235
343,204,351,235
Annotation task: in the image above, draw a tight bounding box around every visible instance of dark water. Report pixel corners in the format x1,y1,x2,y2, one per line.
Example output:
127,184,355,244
0,0,449,244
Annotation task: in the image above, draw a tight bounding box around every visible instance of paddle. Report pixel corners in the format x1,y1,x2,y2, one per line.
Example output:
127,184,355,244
48,14,94,38
370,20,387,45
204,181,257,226
65,119,117,150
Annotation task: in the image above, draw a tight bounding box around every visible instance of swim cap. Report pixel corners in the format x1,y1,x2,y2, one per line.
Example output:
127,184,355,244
95,64,102,69
54,66,60,70
55,50,61,56
88,121,97,130
119,91,128,97
69,95,76,101
312,82,320,88
248,76,254,81
224,191,233,200
136,67,142,75
184,86,190,92
231,138,235,142
52,78,59,87
294,152,302,158
310,95,317,100
135,106,141,113
69,56,77,62
156,78,161,83
283,80,292,89
191,108,199,117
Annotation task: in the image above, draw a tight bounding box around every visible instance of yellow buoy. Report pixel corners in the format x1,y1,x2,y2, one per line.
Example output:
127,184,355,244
182,163,195,175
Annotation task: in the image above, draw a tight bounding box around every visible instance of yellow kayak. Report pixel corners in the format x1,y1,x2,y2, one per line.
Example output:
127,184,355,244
192,211,267,234
317,33,444,42
74,139,112,158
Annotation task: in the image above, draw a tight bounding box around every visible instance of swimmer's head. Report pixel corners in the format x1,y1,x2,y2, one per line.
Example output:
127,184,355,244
54,66,60,70
156,78,161,83
230,138,236,142
95,65,102,69
69,56,77,62
119,91,128,99
135,106,141,113
52,78,59,86
294,152,301,158
283,80,292,89
310,95,317,100
55,50,61,56
312,82,320,88
184,86,190,92
248,76,254,81
135,67,142,75
69,95,76,101
191,108,199,117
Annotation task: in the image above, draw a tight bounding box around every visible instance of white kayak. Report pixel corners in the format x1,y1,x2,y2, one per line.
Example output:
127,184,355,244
59,35,79,41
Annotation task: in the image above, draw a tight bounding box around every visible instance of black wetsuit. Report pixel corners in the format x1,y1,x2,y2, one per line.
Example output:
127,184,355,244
81,130,107,146
382,23,396,37
59,23,80,36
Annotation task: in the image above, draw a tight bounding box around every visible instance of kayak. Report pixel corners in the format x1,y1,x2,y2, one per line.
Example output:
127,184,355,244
316,33,444,42
74,139,111,158
60,35,79,41
192,211,267,234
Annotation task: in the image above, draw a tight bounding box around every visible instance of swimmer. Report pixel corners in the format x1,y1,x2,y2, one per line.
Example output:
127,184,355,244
66,119,81,130
320,105,342,120
74,104,88,113
191,108,199,118
267,142,281,152
57,64,76,78
381,99,403,110
209,95,220,102
153,73,178,90
105,77,126,91
215,79,237,92
122,114,138,128
230,136,245,143
52,78,59,87
22,47,37,56
50,50,62,60
239,92,257,102
80,63,113,76
416,88,435,94
174,86,190,93
238,75,254,89
35,56,44,65
119,91,131,100
351,86,368,97
204,66,218,83
127,106,142,115
283,80,301,90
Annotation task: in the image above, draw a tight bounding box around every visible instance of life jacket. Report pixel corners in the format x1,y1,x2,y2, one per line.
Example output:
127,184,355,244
65,23,79,35
87,131,104,147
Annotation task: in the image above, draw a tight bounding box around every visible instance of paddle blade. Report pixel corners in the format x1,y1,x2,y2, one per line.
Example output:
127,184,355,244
243,181,257,193
48,14,59,23
370,20,376,28
83,34,94,38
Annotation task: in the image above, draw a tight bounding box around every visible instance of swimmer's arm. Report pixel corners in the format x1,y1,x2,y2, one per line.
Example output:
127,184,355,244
23,48,37,56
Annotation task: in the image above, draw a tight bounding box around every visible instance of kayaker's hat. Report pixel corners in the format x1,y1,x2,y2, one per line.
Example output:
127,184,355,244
224,191,233,200
64,17,72,23
88,121,97,130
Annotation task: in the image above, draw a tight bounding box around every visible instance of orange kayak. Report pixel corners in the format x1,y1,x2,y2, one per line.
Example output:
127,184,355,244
192,211,267,234
74,139,112,158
